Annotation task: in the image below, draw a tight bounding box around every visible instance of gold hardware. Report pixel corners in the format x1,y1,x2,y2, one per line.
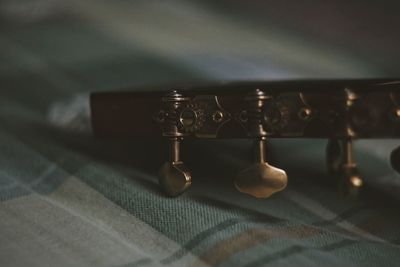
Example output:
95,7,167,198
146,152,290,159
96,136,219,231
212,110,224,123
179,108,197,128
327,89,363,196
235,138,287,198
396,108,400,118
326,138,363,196
235,90,288,197
235,137,287,198
159,137,192,196
192,95,231,138
298,107,312,120
158,91,192,196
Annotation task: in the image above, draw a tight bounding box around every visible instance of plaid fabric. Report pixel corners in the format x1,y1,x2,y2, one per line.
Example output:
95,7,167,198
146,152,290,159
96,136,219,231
1,1,400,266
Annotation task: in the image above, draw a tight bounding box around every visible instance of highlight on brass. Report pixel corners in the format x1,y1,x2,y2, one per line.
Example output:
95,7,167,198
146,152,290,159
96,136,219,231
90,80,400,198
159,137,192,197
235,137,287,198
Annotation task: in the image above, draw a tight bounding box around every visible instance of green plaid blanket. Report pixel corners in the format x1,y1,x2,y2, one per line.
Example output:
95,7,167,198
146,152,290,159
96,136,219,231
1,1,400,266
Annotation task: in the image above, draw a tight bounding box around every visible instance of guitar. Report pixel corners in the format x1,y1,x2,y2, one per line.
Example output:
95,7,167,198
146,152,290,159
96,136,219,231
90,79,400,198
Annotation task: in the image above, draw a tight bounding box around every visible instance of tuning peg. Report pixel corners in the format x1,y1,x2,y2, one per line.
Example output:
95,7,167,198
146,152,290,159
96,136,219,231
235,137,287,198
157,90,193,196
159,137,192,196
327,138,363,196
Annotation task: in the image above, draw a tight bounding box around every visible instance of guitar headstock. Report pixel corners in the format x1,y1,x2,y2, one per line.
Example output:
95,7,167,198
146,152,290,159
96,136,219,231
91,79,400,197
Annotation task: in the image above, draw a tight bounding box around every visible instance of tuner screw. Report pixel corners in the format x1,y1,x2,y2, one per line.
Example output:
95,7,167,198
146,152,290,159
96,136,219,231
298,107,312,121
179,108,197,127
212,110,224,123
177,103,205,133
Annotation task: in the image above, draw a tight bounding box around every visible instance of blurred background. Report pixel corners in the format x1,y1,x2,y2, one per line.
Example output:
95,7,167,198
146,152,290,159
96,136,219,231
2,0,400,92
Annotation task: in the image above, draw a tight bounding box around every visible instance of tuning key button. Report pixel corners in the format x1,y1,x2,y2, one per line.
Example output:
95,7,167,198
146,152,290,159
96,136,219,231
159,137,192,196
235,137,288,198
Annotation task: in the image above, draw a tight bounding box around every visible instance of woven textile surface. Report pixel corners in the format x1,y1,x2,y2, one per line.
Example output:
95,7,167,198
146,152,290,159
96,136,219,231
1,1,400,267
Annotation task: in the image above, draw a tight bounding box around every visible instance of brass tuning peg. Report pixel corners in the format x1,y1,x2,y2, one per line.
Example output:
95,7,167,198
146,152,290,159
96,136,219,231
235,137,287,198
327,138,363,196
157,90,192,196
159,137,192,197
